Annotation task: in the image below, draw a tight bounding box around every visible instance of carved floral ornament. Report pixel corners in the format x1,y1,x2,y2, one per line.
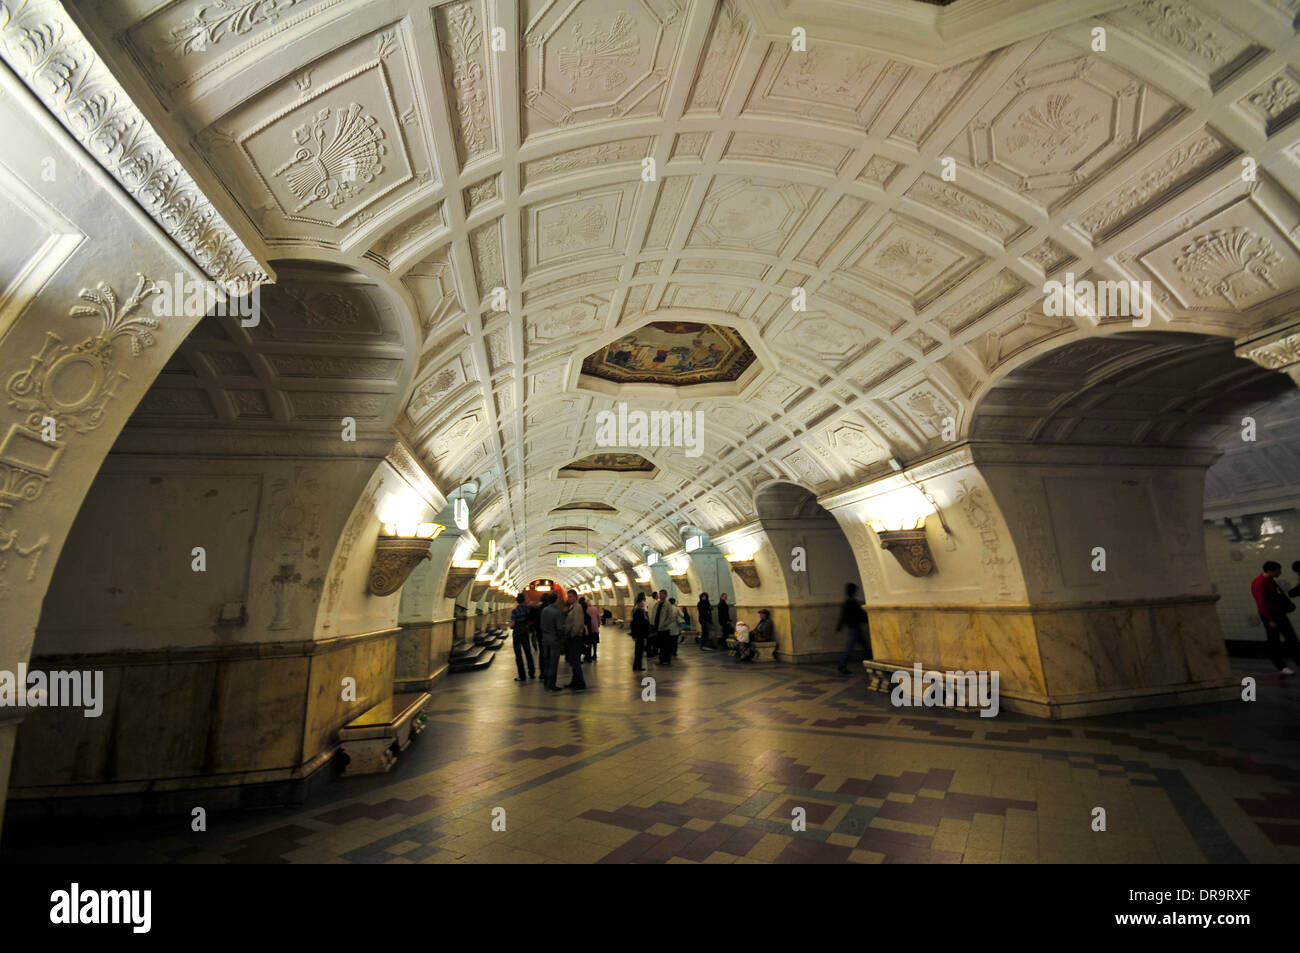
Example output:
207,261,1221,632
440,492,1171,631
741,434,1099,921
0,1,267,285
0,274,162,586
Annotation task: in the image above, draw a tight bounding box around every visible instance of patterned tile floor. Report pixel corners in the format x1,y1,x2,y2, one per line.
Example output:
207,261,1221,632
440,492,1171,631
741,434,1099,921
4,632,1300,864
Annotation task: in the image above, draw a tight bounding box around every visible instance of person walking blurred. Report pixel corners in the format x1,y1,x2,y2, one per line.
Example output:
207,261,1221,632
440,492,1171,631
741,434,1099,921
835,582,872,676
698,593,715,650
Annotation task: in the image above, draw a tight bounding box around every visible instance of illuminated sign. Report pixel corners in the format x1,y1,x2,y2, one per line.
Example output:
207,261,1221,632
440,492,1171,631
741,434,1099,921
684,536,701,552
453,498,469,530
556,554,598,568
646,552,659,565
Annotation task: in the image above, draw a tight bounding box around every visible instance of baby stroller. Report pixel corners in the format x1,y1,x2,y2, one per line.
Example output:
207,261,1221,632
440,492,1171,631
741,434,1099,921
731,621,754,662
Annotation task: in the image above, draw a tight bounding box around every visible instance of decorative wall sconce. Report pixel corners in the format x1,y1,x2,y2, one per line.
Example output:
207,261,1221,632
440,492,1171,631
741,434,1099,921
369,522,444,596
669,569,693,594
444,558,480,598
868,517,937,577
725,554,761,588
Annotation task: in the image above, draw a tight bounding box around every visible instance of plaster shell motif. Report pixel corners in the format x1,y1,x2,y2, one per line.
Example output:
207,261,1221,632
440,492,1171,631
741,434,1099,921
0,1,266,284
1142,193,1300,314
240,56,412,229
1171,227,1283,307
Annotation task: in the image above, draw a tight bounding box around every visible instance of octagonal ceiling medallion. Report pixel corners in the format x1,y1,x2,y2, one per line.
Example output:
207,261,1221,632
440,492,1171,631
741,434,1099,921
580,321,756,385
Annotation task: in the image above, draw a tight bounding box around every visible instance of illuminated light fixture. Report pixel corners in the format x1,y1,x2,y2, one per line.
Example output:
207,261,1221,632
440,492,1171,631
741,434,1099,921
556,553,598,568
453,497,469,530
452,558,483,568
633,565,652,583
380,521,444,540
725,554,760,589
684,535,701,553
369,521,445,596
614,572,629,587
667,566,687,576
602,577,614,590
1261,516,1285,536
535,584,552,592
868,515,936,577
487,538,497,562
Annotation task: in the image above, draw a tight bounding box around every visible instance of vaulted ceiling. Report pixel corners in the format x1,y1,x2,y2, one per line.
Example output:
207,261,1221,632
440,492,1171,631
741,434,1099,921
72,0,1300,586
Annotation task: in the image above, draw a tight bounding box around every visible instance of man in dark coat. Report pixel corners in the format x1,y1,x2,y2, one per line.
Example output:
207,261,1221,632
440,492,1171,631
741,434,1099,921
835,582,872,675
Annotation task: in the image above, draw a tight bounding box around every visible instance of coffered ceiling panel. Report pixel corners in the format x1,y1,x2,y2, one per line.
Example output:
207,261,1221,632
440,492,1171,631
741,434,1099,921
75,0,1300,584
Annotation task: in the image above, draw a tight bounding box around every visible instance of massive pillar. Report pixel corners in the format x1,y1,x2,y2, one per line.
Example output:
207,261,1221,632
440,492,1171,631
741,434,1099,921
0,59,267,828
713,485,862,662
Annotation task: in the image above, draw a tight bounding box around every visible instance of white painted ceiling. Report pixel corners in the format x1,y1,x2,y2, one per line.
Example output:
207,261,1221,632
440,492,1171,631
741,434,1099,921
75,0,1300,586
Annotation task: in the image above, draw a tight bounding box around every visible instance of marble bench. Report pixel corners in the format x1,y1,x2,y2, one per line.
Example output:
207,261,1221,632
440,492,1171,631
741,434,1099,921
339,691,430,776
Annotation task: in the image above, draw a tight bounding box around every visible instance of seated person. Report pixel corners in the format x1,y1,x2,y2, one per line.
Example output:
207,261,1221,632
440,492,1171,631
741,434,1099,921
736,610,774,661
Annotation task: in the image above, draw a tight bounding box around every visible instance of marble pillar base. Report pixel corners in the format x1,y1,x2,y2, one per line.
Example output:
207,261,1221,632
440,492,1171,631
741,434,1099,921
862,659,1239,718
394,618,455,693
864,595,1232,718
8,629,398,803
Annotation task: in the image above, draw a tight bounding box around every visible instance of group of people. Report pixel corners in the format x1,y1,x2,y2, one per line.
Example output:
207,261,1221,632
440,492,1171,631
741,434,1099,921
1251,560,1300,674
507,590,606,691
506,580,878,687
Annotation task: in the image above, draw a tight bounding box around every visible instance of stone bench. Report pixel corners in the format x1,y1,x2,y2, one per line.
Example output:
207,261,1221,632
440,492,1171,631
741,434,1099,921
338,691,430,776
725,637,777,662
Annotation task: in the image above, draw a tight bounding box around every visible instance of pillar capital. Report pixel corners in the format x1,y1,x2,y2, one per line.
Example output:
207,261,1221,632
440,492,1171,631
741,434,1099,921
1236,319,1300,386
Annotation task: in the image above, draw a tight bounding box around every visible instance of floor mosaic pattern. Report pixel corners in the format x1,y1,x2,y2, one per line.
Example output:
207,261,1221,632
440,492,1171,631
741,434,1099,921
4,632,1299,864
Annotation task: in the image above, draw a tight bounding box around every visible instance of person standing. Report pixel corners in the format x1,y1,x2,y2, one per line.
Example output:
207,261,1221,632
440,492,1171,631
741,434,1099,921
835,582,872,675
585,598,602,662
717,593,733,645
528,599,543,680
1252,561,1300,675
653,589,674,664
630,592,651,671
698,593,715,650
668,598,683,658
539,593,566,691
563,591,588,690
509,593,535,682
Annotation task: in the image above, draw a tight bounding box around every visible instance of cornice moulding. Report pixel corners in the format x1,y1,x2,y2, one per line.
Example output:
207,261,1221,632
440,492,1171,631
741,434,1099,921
0,0,271,286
